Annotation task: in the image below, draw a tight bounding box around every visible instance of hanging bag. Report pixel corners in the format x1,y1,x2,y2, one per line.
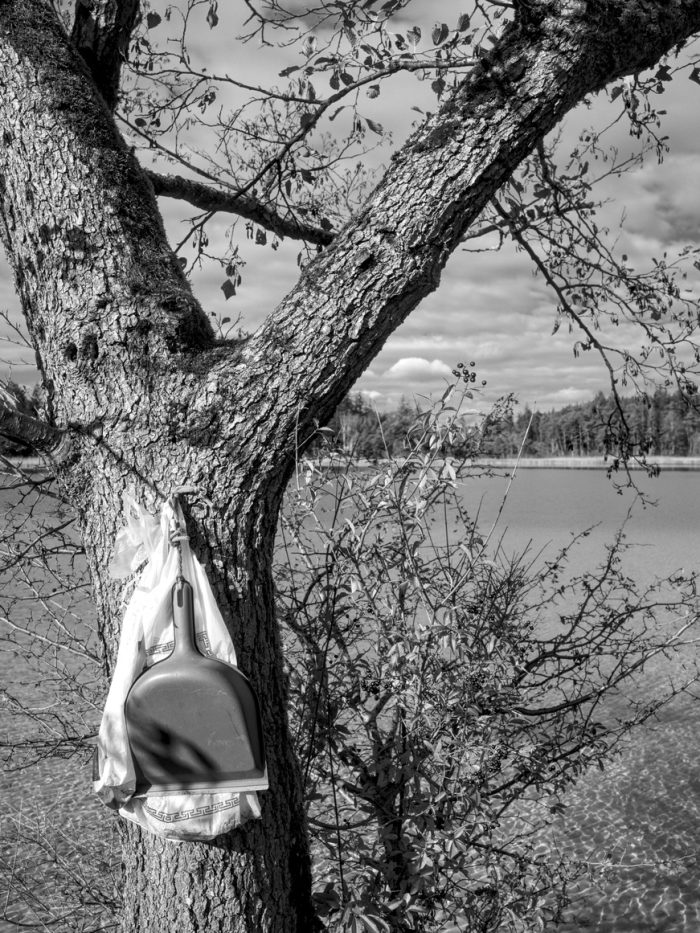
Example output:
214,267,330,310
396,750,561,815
93,491,267,841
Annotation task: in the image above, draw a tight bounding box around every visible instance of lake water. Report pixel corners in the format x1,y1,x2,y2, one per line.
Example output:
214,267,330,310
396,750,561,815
451,468,700,932
1,468,699,931
455,467,700,579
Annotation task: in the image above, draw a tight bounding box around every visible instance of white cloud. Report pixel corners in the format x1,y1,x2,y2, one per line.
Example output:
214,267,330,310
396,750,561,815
383,357,453,382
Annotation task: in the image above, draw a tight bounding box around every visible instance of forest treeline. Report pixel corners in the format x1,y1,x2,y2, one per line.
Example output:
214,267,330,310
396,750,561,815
314,387,700,460
3,382,700,460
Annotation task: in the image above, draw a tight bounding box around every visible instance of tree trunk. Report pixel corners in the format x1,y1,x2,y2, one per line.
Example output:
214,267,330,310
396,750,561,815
2,1,700,931
116,494,315,933
0,3,316,930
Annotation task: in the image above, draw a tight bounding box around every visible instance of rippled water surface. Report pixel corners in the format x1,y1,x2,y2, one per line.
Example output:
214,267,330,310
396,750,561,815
458,469,700,932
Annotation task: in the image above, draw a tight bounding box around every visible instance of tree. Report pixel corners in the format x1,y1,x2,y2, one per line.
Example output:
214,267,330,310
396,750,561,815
1,1,700,930
323,392,384,458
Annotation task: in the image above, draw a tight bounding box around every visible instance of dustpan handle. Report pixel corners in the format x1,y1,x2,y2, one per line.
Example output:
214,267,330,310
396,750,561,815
172,577,198,657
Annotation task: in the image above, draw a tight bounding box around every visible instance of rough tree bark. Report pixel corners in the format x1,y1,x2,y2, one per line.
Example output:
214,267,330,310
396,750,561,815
1,1,700,931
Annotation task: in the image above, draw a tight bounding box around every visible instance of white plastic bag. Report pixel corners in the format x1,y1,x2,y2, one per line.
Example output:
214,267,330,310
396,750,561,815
93,491,264,841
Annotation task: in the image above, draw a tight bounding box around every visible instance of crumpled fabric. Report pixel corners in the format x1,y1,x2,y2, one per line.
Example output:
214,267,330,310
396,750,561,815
108,492,161,580
93,491,263,841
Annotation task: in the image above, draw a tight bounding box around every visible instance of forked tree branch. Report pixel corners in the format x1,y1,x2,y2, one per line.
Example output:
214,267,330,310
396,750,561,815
146,170,336,246
234,0,700,472
70,0,140,110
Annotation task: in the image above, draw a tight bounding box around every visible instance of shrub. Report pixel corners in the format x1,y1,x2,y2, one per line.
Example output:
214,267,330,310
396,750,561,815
276,384,699,933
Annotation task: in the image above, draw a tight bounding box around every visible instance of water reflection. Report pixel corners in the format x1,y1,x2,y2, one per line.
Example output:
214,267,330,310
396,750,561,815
460,470,700,932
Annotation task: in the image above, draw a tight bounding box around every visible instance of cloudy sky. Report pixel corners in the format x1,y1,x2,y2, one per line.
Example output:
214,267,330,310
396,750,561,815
1,2,699,416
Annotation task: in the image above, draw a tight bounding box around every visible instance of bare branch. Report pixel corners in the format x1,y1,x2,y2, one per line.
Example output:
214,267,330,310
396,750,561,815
146,170,335,246
490,198,632,431
70,0,140,110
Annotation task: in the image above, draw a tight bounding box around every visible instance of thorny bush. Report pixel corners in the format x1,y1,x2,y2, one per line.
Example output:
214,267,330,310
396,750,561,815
276,383,700,933
0,467,120,932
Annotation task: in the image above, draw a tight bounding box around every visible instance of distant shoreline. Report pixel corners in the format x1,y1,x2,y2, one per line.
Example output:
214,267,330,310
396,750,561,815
474,456,700,471
5,455,700,477
324,455,700,472
1,456,47,473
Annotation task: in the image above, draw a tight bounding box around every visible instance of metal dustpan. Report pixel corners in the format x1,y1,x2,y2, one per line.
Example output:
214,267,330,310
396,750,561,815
125,576,267,796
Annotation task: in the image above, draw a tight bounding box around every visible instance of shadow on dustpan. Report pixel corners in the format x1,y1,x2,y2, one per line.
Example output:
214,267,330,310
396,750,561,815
125,577,268,795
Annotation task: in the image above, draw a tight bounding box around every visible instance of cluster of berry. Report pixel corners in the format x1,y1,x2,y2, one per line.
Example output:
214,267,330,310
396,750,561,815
451,361,487,386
